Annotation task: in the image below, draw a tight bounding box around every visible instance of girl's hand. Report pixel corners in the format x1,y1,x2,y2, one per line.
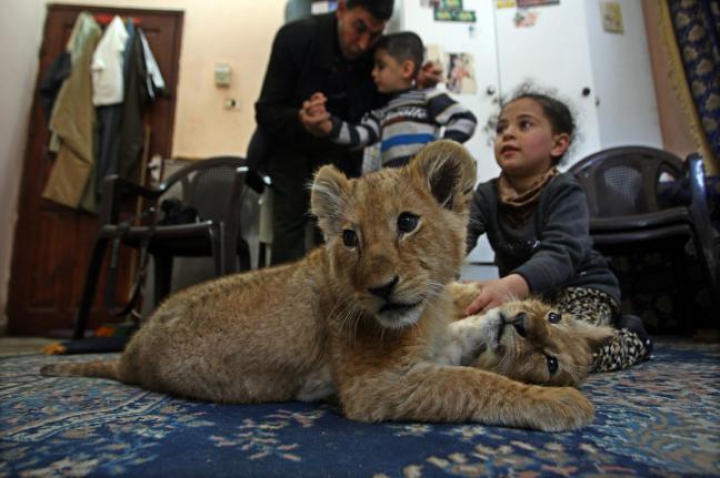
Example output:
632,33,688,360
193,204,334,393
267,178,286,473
465,274,530,316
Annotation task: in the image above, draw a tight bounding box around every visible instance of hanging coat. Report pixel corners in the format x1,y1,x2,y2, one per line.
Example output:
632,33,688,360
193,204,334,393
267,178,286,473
92,16,130,200
117,27,152,183
42,12,102,210
139,29,165,99
38,51,71,126
91,15,128,106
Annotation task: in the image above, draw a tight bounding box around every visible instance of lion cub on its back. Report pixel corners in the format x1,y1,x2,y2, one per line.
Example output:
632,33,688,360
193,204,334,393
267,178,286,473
43,141,594,432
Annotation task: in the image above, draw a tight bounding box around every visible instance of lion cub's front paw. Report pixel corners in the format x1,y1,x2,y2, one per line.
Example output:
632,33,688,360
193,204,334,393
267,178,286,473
529,386,594,432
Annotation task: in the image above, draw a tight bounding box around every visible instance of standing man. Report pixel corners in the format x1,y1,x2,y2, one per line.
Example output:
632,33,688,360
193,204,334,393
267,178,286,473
254,0,394,265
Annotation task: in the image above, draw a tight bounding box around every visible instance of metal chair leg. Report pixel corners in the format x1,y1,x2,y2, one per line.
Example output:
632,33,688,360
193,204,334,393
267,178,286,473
73,237,110,340
153,254,173,308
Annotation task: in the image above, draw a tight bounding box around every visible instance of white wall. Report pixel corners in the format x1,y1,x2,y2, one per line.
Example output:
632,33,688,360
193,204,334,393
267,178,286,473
0,0,47,331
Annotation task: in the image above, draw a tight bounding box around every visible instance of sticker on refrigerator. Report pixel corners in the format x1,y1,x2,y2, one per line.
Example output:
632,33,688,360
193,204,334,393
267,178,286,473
517,0,559,7
434,9,476,22
420,0,442,8
601,1,624,34
514,10,538,27
444,52,476,95
433,0,476,23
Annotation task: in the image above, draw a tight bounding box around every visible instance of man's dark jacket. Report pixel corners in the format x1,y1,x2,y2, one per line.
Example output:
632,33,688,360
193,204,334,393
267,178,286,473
254,12,385,176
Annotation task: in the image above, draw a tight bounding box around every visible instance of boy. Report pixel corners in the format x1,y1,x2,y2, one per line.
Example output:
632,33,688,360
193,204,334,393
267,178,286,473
303,32,477,171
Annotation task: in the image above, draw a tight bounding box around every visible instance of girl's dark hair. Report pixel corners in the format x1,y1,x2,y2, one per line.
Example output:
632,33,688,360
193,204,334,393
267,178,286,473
347,0,395,21
375,32,424,78
500,85,577,164
513,93,576,138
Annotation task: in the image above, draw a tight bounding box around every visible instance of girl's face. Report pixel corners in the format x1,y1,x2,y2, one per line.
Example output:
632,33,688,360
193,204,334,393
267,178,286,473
372,49,414,93
494,98,569,179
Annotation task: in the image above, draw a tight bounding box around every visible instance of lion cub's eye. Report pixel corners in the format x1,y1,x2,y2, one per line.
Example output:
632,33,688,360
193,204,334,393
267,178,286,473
397,212,419,234
548,312,562,324
546,355,559,374
342,229,358,248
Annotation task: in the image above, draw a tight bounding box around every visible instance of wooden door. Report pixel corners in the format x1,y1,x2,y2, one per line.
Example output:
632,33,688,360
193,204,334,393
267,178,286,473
7,5,183,336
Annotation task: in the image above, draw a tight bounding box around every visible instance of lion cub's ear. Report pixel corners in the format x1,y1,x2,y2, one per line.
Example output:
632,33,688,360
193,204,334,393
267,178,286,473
574,321,616,354
409,140,477,213
311,164,351,237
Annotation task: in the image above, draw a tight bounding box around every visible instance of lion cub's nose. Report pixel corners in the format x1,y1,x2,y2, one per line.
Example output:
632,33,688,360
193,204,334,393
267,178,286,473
368,275,399,300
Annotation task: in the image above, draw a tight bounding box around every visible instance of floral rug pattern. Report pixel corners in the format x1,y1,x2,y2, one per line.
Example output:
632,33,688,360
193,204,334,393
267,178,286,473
1,342,719,477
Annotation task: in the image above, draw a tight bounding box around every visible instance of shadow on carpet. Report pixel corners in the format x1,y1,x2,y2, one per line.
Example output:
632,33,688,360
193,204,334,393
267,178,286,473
1,341,719,477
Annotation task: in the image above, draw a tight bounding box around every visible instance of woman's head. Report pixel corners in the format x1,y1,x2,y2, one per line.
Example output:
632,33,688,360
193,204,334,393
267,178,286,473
494,91,575,178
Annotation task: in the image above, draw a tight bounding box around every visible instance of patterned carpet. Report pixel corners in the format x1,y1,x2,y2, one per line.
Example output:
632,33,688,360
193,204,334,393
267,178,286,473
1,341,719,477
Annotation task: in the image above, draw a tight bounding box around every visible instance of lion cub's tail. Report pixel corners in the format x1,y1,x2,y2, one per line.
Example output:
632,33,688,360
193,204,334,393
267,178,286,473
40,360,120,380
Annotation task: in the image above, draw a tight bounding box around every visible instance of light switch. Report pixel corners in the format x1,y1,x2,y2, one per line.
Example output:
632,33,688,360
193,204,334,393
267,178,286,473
214,63,232,87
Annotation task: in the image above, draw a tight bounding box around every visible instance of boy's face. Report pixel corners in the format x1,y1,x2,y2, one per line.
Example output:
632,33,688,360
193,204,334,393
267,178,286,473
494,98,569,179
372,49,414,94
336,2,386,61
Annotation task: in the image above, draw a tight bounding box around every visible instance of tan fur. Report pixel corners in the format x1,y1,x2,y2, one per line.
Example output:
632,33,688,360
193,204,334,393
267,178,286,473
42,141,597,432
443,286,615,386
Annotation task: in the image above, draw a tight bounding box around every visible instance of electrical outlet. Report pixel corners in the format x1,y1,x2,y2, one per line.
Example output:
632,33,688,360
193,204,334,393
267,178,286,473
224,98,241,110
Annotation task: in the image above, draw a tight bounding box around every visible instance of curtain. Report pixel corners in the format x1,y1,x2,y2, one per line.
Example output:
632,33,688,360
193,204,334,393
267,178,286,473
660,0,720,172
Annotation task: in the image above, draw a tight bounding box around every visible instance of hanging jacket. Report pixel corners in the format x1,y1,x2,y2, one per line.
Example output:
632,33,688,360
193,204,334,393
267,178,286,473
38,51,71,126
91,15,128,106
42,12,102,210
117,26,152,182
93,18,134,200
138,29,165,99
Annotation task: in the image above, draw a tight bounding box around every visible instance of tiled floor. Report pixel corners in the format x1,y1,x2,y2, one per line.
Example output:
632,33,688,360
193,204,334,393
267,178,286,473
0,337,56,357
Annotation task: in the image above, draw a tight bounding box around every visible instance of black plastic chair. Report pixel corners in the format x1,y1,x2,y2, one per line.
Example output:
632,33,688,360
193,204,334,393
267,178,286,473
569,146,719,327
72,156,251,339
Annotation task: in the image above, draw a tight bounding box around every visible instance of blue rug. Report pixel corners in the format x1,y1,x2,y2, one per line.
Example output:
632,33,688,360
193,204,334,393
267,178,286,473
1,341,719,477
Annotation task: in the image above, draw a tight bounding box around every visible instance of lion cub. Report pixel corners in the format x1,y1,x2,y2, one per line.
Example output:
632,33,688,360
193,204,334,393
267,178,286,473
446,285,614,387
43,141,596,432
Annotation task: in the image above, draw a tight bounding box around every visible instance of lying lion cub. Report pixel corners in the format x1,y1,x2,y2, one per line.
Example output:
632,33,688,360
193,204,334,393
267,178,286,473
445,283,613,387
42,141,605,432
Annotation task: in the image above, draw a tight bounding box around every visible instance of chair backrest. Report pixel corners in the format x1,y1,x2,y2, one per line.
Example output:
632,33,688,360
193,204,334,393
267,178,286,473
160,156,247,223
569,146,685,218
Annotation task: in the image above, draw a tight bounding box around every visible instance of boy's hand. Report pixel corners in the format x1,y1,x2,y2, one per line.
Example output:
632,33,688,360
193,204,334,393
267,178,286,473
465,274,530,316
300,93,331,137
305,92,328,117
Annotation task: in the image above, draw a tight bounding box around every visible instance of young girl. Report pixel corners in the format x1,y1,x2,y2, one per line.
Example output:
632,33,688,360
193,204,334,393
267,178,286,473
465,91,652,372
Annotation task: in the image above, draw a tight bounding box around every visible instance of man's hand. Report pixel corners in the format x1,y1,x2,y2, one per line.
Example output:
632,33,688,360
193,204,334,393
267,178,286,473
417,60,444,89
465,274,530,316
299,92,332,137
